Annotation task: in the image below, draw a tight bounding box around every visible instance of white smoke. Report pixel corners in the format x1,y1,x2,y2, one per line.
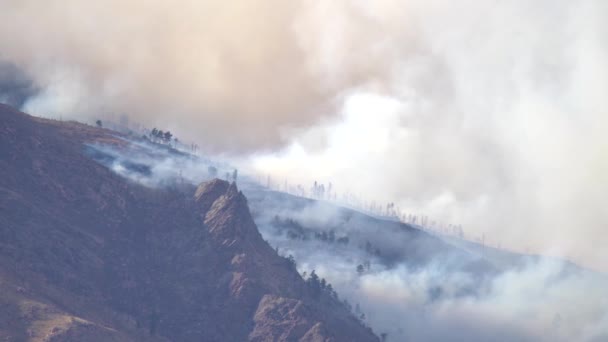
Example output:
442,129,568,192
249,0,608,271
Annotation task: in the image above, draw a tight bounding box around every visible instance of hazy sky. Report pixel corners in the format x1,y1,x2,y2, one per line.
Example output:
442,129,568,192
1,0,607,270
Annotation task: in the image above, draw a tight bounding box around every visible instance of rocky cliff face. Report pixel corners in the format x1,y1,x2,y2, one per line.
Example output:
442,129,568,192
0,104,378,342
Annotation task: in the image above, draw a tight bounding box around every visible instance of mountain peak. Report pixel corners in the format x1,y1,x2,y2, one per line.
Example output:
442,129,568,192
195,179,263,249
194,178,230,211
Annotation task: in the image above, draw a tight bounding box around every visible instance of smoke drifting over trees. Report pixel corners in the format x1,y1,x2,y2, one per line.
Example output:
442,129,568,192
248,192,608,342
1,0,607,299
79,132,608,342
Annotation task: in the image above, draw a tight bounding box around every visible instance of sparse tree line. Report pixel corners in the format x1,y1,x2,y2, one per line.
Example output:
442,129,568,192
206,165,238,182
93,116,206,169
302,269,338,300
301,269,376,334
264,177,337,201
272,215,387,275
310,181,335,200
93,115,209,155
283,252,375,332
271,216,349,245
144,128,200,155
271,216,384,260
306,265,390,340
94,119,178,147
272,216,384,279
264,177,473,242
94,118,240,184
276,249,339,301
304,267,379,333
147,128,176,146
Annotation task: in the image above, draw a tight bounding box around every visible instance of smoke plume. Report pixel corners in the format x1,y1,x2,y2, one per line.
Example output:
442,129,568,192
1,0,607,270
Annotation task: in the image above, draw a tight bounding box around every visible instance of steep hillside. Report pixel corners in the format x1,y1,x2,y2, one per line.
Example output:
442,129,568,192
0,104,378,342
243,185,497,274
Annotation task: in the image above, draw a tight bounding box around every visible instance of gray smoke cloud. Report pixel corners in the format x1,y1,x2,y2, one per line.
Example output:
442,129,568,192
247,0,608,271
1,0,607,271
0,60,39,108
0,0,349,151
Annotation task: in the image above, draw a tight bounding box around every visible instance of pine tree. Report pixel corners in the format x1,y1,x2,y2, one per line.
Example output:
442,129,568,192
163,131,172,144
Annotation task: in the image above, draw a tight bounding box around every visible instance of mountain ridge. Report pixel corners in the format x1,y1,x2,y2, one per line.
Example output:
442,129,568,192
0,104,378,342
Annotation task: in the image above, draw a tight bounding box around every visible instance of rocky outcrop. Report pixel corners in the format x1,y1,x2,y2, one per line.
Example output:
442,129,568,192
198,180,265,248
193,179,378,341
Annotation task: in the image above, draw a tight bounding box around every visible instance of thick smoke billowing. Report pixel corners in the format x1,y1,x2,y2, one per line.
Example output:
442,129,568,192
246,0,608,271
0,61,39,108
0,0,348,151
1,0,606,287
